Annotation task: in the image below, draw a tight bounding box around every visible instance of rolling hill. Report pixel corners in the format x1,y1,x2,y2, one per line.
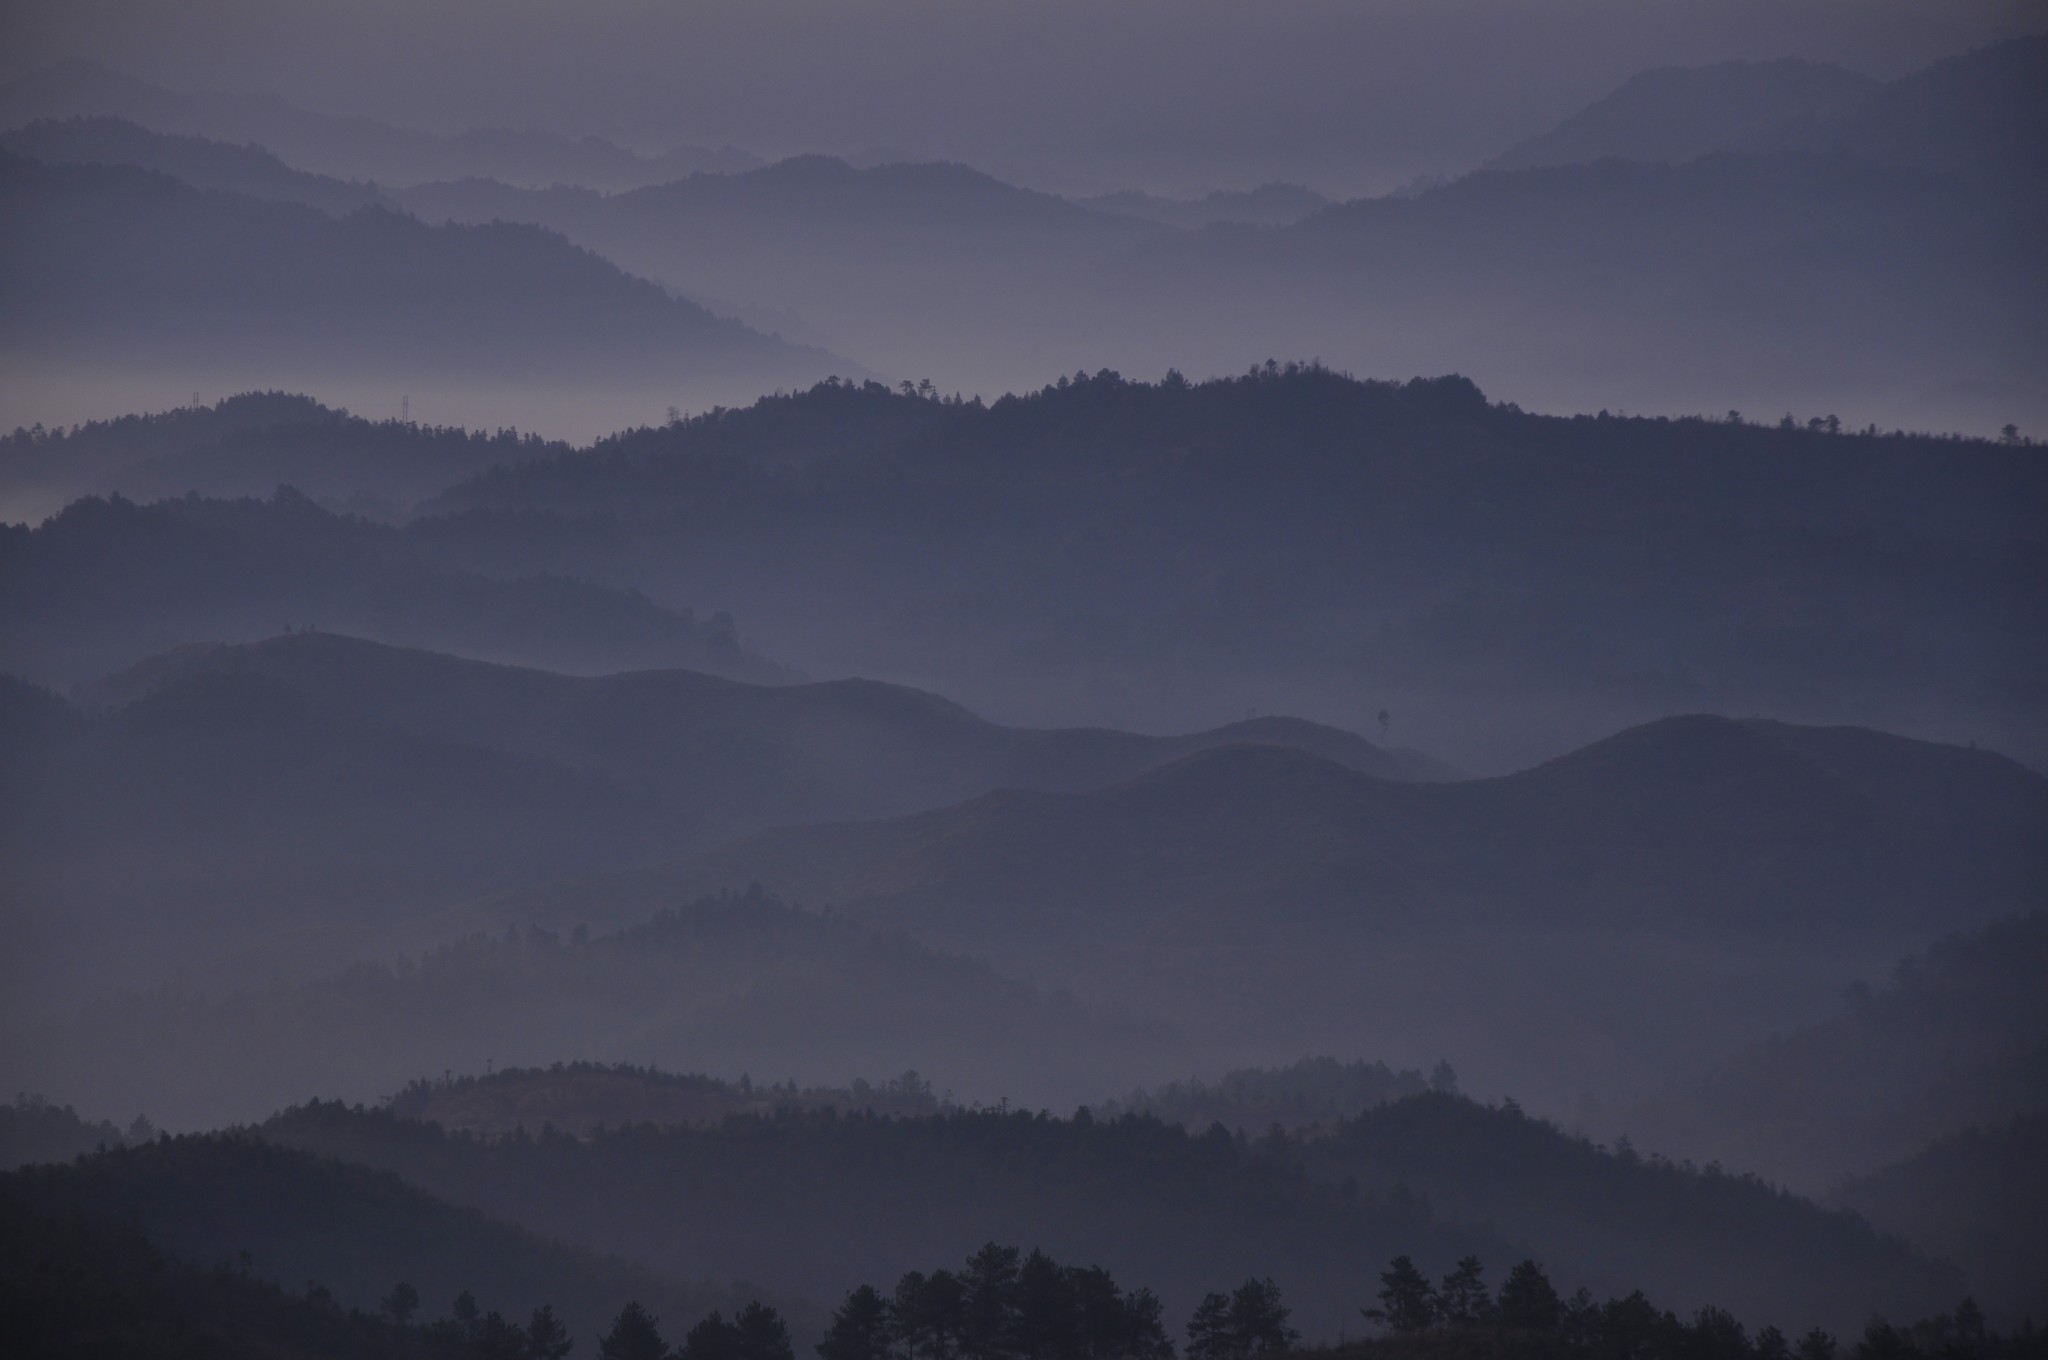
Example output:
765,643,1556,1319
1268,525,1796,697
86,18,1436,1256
0,151,830,379
0,58,760,189
8,888,1191,1129
1488,58,1882,171
392,154,1167,380
1489,35,2048,212
414,369,2048,776
2,115,390,213
2,1132,807,1350
1621,912,2048,1193
1828,1113,2048,1324
603,717,2048,945
1,631,1435,1025
252,1090,1958,1338
573,716,2048,1107
0,390,571,520
0,492,772,685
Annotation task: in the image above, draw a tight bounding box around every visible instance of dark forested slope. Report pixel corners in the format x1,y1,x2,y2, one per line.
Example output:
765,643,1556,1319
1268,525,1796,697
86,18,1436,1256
602,717,2046,1108
1,391,569,518
1828,1113,2048,1323
1623,913,2048,1192
2,116,389,213
0,492,769,683
2,1133,801,1350
254,1092,1955,1339
623,717,2047,948
11,889,1189,1129
0,152,837,387
418,369,2048,773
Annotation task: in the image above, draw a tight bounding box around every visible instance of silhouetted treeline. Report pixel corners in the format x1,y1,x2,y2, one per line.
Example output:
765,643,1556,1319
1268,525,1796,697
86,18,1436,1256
252,1085,1956,1335
1,1130,798,1350
0,487,768,684
415,366,2048,776
1626,912,2048,1190
1,389,567,512
1345,1253,2041,1360
1093,1058,1438,1134
0,1092,148,1170
21,886,1175,1129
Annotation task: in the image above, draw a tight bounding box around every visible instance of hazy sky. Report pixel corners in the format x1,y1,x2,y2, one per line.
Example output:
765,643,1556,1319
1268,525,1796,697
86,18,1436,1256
3,0,2036,193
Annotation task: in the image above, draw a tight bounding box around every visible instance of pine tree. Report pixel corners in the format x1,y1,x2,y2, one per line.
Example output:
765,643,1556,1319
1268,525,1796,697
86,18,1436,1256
819,1285,894,1360
1437,1256,1490,1326
1185,1292,1235,1360
736,1301,795,1360
526,1304,575,1360
1497,1261,1561,1332
1363,1256,1437,1333
1228,1278,1297,1354
683,1311,739,1360
601,1302,670,1360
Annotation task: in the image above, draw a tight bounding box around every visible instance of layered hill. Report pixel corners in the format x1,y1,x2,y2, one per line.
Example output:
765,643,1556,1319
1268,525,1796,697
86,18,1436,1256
382,1063,946,1140
1828,1113,2048,1323
1489,58,1881,172
0,391,570,520
1,1132,803,1349
1,631,1431,1021
0,59,759,189
1105,151,2043,434
0,493,770,684
254,1091,1957,1338
605,717,2048,945
578,717,2048,1106
416,370,2048,774
2,116,389,213
1622,912,2048,1192
0,151,840,422
1079,182,1330,230
10,889,1191,1129
392,154,1166,379
1489,35,2048,212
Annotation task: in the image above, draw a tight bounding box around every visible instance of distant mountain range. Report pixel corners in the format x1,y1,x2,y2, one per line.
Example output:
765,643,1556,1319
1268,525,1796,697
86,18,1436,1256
1076,182,1330,229
389,154,1165,379
3,115,391,212
0,391,572,522
1490,36,2048,212
554,715,2046,1107
3,40,2039,432
1830,1112,2048,1324
2,1131,807,1350
11,887,1188,1129
0,151,841,395
0,59,761,189
0,631,1439,1015
0,493,774,685
251,1088,1957,1338
417,370,2048,774
1622,912,2048,1192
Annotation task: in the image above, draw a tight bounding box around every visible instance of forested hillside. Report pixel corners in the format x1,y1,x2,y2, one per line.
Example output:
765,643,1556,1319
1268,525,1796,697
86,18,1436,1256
418,369,2048,773
9,889,1188,1127
2,1133,804,1348
2,116,390,213
1829,1114,2048,1323
571,717,2046,1107
1624,913,2048,1191
0,493,768,683
0,390,566,518
254,1091,1956,1337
